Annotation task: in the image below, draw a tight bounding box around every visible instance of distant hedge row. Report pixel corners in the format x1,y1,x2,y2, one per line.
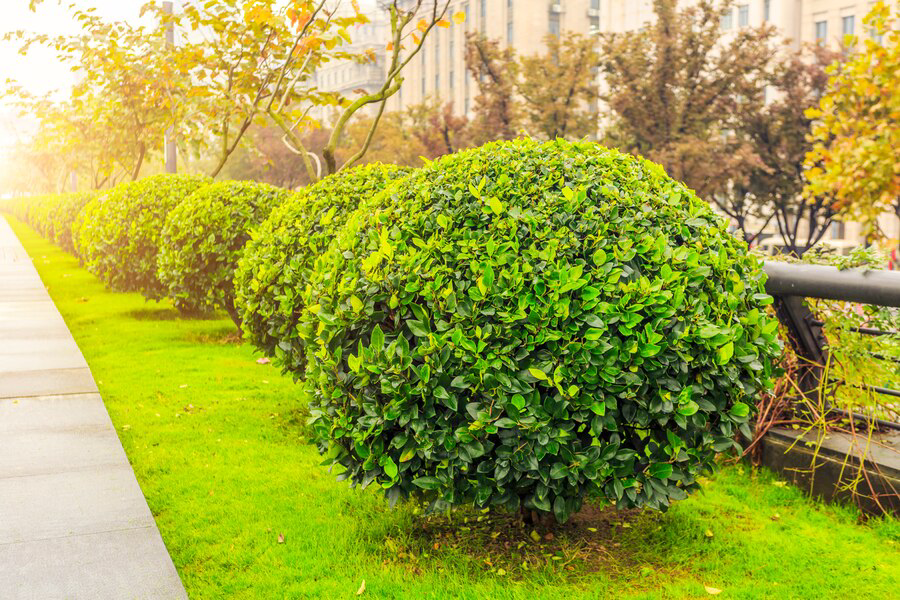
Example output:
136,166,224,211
0,140,781,523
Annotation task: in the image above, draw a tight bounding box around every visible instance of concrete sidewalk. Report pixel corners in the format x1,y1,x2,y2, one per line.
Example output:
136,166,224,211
0,217,187,599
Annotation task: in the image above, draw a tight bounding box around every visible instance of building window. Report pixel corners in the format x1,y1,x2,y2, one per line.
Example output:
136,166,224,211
830,220,846,240
480,0,486,34
738,4,749,27
815,20,827,45
549,2,561,36
449,36,455,90
507,0,514,44
720,10,733,31
842,15,855,36
764,0,770,22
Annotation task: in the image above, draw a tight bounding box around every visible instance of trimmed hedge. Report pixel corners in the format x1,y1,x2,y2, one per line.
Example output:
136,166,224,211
74,174,209,299
158,180,292,323
299,139,781,521
234,163,411,372
50,192,97,254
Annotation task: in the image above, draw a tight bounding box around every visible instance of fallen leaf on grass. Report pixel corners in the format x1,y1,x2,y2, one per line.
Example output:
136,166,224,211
356,580,365,595
529,530,542,543
256,357,271,365
704,529,714,538
277,533,285,544
771,513,781,521
705,586,722,595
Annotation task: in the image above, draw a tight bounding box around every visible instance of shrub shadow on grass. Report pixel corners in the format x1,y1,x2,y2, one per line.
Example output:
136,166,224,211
125,307,181,321
358,499,715,587
182,326,243,345
126,306,222,322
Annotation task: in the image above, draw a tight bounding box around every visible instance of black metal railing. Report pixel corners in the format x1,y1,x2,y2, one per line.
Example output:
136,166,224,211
763,261,900,430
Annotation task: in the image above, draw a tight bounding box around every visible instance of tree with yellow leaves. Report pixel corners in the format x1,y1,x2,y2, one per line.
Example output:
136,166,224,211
804,1,900,238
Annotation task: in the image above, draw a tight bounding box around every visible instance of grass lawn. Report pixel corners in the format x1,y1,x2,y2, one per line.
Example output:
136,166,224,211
7,215,899,599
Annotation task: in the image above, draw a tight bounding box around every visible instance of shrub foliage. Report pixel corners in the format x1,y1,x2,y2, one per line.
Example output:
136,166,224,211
300,139,781,522
158,180,293,323
50,192,97,254
235,163,411,370
75,174,209,299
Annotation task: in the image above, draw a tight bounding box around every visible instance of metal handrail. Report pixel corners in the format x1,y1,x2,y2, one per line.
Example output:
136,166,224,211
762,260,900,431
763,262,900,307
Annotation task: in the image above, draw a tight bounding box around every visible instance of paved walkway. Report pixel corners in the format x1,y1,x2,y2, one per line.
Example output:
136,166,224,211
0,217,187,599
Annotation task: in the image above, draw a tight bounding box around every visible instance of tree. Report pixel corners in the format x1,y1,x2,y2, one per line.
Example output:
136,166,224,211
732,45,840,255
265,1,465,182
465,33,520,144
5,3,189,181
805,1,900,239
406,100,471,156
597,0,777,202
517,34,598,140
175,0,366,177
465,32,597,142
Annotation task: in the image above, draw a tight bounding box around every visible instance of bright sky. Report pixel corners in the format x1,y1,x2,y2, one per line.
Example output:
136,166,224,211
0,0,156,154
0,0,378,157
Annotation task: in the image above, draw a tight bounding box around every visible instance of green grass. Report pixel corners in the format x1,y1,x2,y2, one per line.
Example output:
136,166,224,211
7,215,899,600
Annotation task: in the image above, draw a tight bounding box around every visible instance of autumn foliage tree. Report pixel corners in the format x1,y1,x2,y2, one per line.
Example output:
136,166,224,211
4,3,186,183
263,1,464,182
733,45,840,254
465,33,520,144
597,0,778,203
805,1,900,239
465,32,597,143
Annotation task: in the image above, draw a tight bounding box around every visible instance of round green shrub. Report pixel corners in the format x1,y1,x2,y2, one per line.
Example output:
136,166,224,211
234,163,411,372
300,139,781,522
157,181,293,323
50,192,96,254
74,174,209,299
23,195,59,238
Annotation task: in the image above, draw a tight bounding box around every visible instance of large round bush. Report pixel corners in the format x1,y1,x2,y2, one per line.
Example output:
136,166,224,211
234,163,411,371
50,192,96,253
300,139,781,522
75,174,209,299
158,181,292,323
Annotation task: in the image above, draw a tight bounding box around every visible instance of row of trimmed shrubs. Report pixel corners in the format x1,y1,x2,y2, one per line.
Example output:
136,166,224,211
1,140,781,523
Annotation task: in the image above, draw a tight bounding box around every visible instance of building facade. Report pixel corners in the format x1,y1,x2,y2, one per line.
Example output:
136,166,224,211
385,1,598,115
313,8,390,123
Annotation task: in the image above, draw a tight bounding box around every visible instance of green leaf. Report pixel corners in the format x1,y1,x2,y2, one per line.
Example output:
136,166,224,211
717,341,734,364
382,456,398,479
549,463,567,479
677,401,699,416
349,295,364,312
648,463,673,480
729,402,750,418
370,325,385,350
488,196,504,215
581,286,601,301
407,319,429,337
412,476,441,490
510,394,526,410
528,367,548,381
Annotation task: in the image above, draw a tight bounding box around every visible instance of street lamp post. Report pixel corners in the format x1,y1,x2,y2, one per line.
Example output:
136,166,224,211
163,1,177,174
